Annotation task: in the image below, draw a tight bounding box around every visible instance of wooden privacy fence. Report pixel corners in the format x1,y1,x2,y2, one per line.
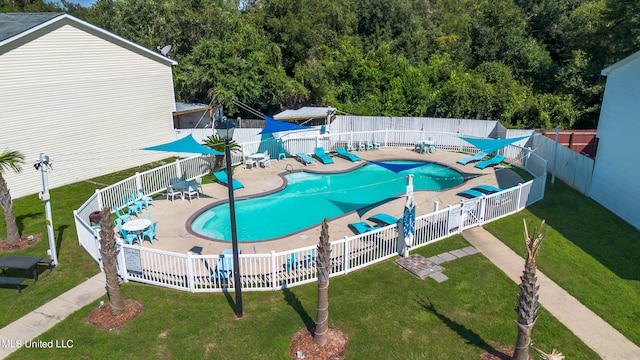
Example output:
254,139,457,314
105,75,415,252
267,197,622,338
73,129,546,293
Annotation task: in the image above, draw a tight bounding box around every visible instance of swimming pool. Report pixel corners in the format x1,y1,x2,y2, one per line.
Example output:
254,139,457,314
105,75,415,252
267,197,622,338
190,161,463,241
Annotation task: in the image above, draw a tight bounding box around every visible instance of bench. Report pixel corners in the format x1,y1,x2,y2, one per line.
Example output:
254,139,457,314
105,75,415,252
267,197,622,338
37,258,55,272
0,277,26,293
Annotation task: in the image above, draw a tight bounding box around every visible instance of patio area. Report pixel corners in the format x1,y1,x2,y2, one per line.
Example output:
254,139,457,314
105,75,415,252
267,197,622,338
132,147,524,256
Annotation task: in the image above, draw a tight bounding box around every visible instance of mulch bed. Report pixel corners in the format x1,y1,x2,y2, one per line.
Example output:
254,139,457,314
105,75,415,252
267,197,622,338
0,234,41,252
481,347,534,359
85,299,144,331
289,326,348,360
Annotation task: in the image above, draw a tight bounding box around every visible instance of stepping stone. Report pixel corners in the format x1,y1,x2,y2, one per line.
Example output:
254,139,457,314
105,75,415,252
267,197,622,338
427,255,447,265
461,246,479,255
436,252,457,262
429,272,449,283
449,249,468,259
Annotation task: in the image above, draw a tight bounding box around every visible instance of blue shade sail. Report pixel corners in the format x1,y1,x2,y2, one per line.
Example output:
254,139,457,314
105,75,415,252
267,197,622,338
459,135,532,153
258,115,312,134
140,134,223,155
365,160,431,173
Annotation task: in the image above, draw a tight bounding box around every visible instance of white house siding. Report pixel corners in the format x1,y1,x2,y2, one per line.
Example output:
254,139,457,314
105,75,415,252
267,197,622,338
589,57,640,230
1,22,176,199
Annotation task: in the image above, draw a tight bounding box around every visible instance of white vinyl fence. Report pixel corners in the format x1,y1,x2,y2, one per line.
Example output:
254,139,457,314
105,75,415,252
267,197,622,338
73,126,546,292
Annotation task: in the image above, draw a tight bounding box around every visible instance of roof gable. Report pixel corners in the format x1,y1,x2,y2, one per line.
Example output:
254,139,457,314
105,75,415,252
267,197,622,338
601,50,640,76
0,12,176,66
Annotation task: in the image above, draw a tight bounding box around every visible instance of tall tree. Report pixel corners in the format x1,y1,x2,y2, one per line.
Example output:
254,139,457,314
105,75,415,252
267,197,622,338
314,218,331,346
0,149,25,245
513,219,547,360
99,206,126,316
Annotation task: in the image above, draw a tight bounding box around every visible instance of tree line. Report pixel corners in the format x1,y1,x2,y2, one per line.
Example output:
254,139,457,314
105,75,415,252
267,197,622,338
4,0,639,129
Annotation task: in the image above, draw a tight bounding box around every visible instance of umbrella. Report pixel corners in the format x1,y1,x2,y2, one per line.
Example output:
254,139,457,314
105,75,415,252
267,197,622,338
258,115,312,135
140,134,223,155
401,174,416,257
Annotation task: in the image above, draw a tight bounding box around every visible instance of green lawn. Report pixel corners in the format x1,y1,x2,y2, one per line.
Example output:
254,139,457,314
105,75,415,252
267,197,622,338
0,163,631,359
6,235,598,359
484,178,640,346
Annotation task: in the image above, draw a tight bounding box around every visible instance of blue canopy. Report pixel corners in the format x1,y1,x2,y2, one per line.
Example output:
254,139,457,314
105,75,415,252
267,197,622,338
459,135,532,153
140,134,223,155
258,115,312,134
366,160,431,174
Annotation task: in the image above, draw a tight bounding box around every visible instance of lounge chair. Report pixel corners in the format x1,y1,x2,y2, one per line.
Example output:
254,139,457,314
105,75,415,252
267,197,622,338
314,147,334,164
335,147,361,162
471,185,502,194
367,213,398,226
456,189,485,198
296,152,317,166
457,151,488,165
212,171,244,190
474,154,505,169
348,221,381,234
213,249,236,283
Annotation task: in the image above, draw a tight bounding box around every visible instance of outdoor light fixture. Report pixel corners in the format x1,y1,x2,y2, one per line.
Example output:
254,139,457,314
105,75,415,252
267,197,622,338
216,116,243,318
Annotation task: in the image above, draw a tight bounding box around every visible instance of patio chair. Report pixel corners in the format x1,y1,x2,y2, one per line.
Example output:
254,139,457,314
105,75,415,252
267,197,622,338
166,185,182,202
212,171,244,189
141,221,157,244
367,213,399,226
119,228,139,245
348,221,381,234
183,185,200,202
471,185,503,194
457,151,488,165
244,155,257,169
314,147,334,164
414,142,426,154
259,151,272,168
346,139,355,152
124,197,143,217
372,137,380,150
138,189,154,208
474,154,505,169
194,177,204,194
357,140,366,151
456,189,485,198
276,139,287,160
113,206,131,223
365,139,374,151
335,147,360,162
296,152,317,166
304,249,316,268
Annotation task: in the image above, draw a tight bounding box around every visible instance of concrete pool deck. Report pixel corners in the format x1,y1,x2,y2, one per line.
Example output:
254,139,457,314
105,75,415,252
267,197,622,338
138,148,524,255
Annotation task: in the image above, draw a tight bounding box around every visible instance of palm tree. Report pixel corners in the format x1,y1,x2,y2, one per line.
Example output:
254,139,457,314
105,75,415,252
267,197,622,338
513,219,547,360
314,218,331,346
99,206,126,315
202,134,241,172
0,149,26,245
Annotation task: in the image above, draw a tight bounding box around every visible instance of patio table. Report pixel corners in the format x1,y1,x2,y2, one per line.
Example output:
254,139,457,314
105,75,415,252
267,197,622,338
122,219,151,235
172,180,197,192
0,255,43,281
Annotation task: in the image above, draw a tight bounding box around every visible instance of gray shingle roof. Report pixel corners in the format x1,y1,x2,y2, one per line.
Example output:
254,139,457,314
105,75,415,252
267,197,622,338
0,13,63,43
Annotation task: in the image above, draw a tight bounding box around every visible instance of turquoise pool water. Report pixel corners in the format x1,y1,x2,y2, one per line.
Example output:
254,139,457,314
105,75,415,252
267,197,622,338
190,161,463,241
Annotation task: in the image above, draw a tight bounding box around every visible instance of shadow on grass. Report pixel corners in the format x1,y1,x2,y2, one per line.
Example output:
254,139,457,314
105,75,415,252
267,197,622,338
282,288,314,331
416,295,511,359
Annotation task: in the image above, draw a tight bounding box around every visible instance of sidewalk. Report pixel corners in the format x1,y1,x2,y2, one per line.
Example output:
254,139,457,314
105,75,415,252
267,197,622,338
0,273,106,359
462,226,640,360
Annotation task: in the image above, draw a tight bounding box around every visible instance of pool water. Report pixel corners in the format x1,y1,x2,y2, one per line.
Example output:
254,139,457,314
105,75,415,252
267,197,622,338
190,161,463,241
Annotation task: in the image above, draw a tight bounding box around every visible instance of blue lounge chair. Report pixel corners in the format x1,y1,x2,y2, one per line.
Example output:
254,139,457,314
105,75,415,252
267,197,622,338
335,147,361,162
456,189,485,198
457,151,488,165
471,185,503,194
285,253,300,274
367,213,399,226
314,147,334,164
349,222,381,234
475,154,505,169
296,152,317,166
214,249,240,284
212,171,244,190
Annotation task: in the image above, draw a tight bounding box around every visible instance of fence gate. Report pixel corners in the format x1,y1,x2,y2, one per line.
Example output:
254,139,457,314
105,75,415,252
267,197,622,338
460,198,483,231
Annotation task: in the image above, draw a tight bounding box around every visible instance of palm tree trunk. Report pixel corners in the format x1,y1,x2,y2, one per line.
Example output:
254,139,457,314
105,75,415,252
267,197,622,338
314,219,331,346
98,207,126,316
0,175,21,244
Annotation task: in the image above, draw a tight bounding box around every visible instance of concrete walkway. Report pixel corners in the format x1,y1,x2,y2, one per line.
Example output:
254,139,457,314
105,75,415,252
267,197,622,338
462,226,640,360
2,229,639,359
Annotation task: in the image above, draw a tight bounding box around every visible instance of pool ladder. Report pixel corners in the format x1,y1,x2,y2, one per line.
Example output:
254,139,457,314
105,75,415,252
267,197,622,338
285,164,294,173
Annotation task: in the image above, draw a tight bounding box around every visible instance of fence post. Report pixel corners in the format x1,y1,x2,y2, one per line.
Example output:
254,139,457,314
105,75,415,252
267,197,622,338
271,251,277,290
186,252,195,292
517,183,524,210
343,237,350,275
96,189,103,209
135,172,142,192
175,159,182,179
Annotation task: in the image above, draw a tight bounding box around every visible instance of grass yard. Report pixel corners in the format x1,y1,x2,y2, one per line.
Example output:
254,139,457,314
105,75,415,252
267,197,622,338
484,178,640,346
6,235,598,359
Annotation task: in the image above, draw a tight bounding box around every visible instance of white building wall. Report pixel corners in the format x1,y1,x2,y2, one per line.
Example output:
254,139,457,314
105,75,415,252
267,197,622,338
589,58,640,230
1,23,176,199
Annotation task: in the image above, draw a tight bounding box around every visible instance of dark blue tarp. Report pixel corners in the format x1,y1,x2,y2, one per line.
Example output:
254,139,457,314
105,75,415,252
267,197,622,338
365,160,431,174
258,115,312,134
459,135,532,154
140,134,223,155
